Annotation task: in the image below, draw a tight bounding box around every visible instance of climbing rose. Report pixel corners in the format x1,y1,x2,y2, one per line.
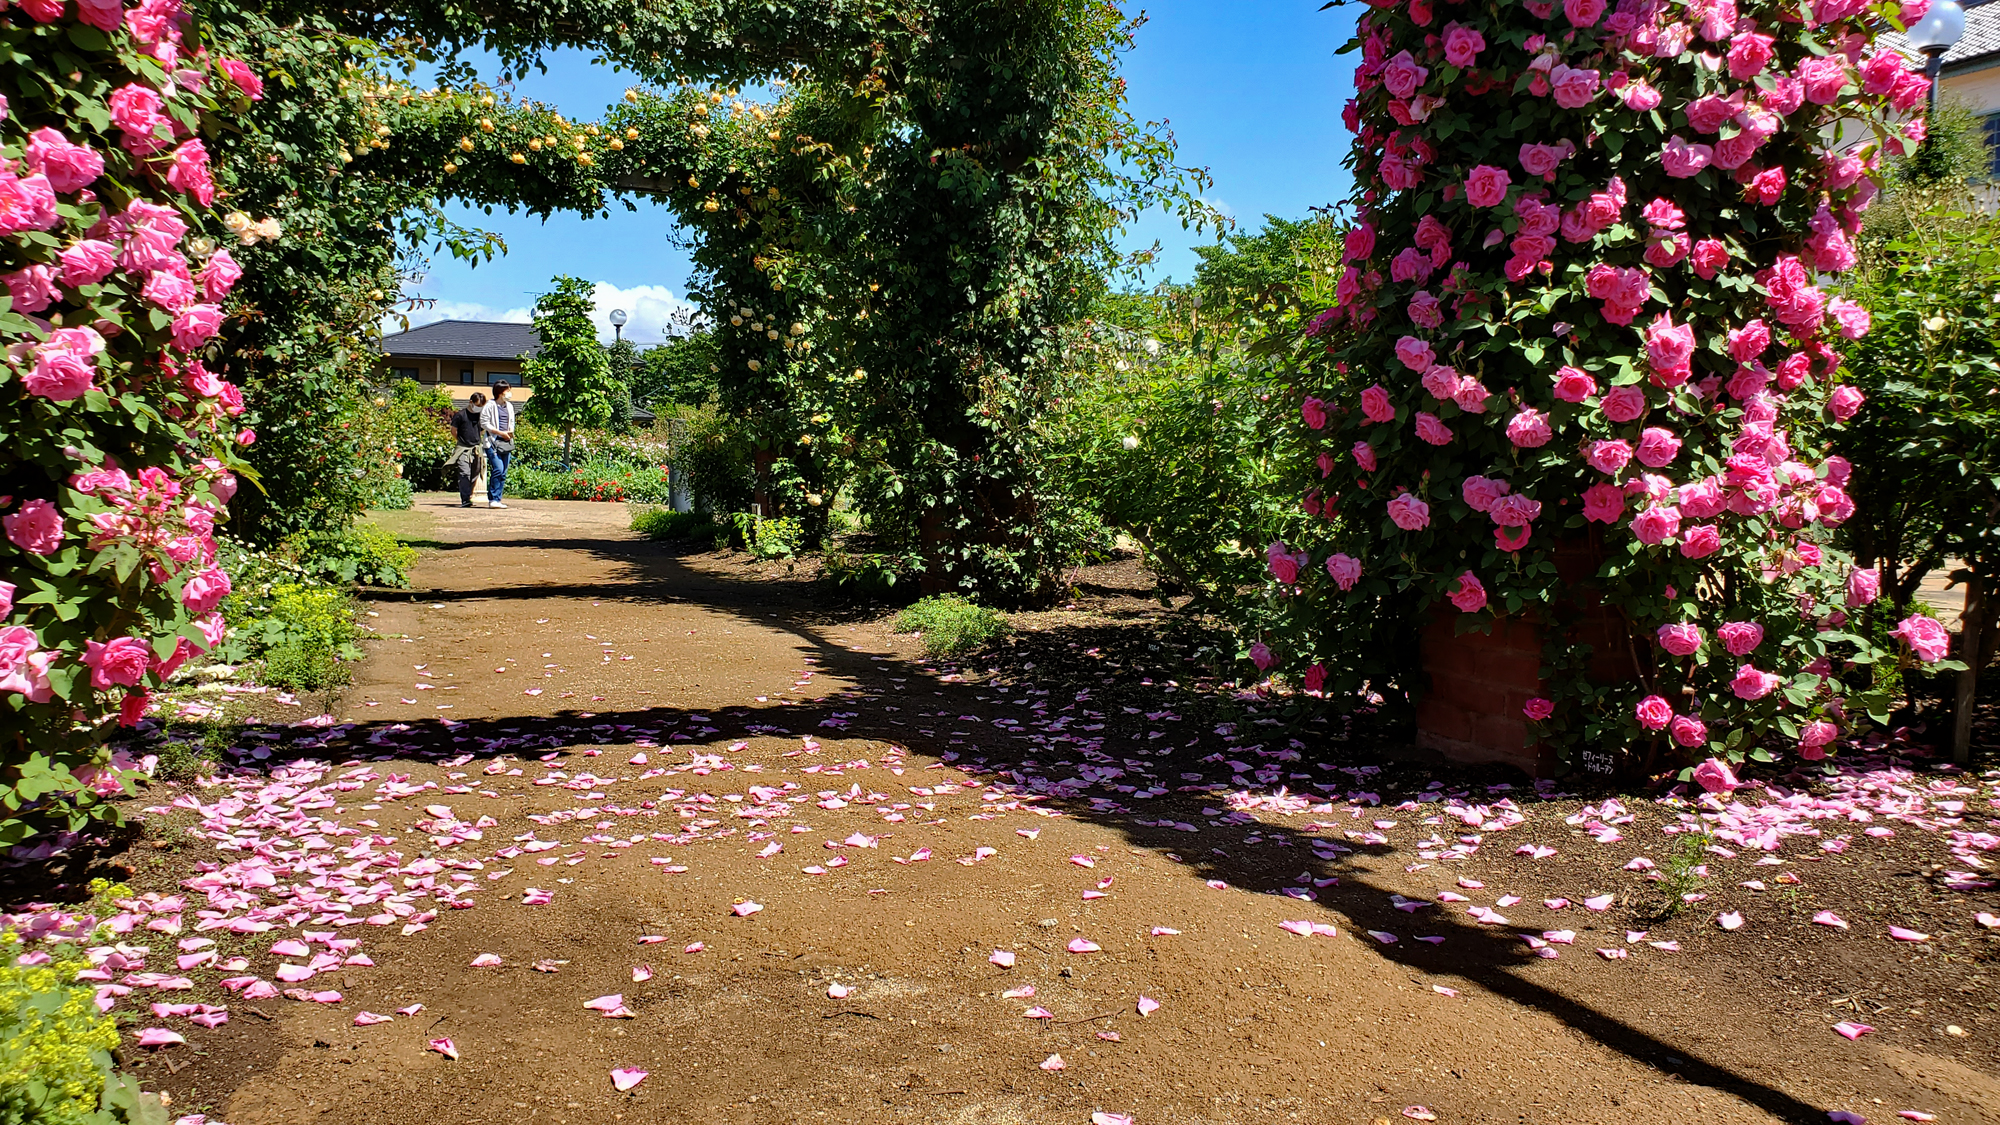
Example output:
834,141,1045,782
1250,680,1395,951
1586,440,1633,475
1464,165,1511,208
25,328,103,401
1643,313,1696,384
1690,238,1730,279
1303,663,1328,693
180,567,232,614
1657,624,1703,656
1395,336,1436,371
1462,476,1510,512
1414,412,1453,446
1730,664,1781,700
1301,396,1329,429
0,169,59,234
84,636,152,689
1728,31,1775,79
1249,642,1275,671
1799,720,1839,749
218,59,265,100
1522,697,1555,721
1631,504,1681,545
1636,427,1681,468
1549,64,1600,108
1564,0,1604,26
1661,137,1713,178
1360,384,1396,423
171,304,224,351
197,249,243,301
1828,385,1865,421
4,500,63,556
1797,56,1850,104
1846,567,1880,607
23,127,104,193
1352,441,1377,472
165,139,215,205
1635,695,1673,730
1670,714,1708,748
1892,615,1950,663
1552,367,1596,402
1581,483,1625,524
1718,621,1764,656
1383,50,1429,99
1387,494,1431,531
1679,524,1722,558
1448,571,1486,613
107,83,171,154
1443,25,1484,67
1505,408,1551,448
4,265,57,313
1829,298,1871,339
1601,385,1647,423
59,239,117,287
1691,757,1739,793
1326,553,1362,591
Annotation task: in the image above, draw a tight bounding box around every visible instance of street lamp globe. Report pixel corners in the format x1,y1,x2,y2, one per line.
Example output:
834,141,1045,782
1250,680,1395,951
608,307,629,343
1906,0,1967,55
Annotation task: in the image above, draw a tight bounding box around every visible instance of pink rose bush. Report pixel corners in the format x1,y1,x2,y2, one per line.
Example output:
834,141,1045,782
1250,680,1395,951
1255,0,1917,770
0,0,256,831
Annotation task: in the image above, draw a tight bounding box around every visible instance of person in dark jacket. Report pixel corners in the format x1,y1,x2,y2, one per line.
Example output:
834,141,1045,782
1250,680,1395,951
450,392,487,508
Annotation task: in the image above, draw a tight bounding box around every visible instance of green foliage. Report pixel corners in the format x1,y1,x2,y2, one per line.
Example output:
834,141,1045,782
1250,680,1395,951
281,525,418,588
673,411,757,515
892,595,1012,658
522,276,622,444
732,514,803,559
1887,98,1994,192
262,641,353,694
0,937,164,1125
237,584,359,694
507,463,672,504
367,477,416,511
822,550,918,600
632,331,720,408
1190,214,1343,312
630,508,718,543
368,380,458,494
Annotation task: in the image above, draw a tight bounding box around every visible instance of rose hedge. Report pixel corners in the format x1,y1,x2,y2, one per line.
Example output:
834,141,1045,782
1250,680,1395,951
0,0,255,845
1260,0,1951,771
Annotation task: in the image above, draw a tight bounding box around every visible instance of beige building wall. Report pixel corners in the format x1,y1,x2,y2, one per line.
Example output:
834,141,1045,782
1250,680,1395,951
382,356,536,404
1942,66,2000,115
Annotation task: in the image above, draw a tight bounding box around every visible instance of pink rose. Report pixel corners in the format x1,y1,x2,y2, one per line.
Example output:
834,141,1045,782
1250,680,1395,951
1661,137,1714,178
1730,663,1780,700
1489,494,1542,529
1727,31,1776,79
4,264,58,314
1631,504,1681,545
0,629,52,702
1685,95,1737,135
171,304,224,351
236,428,257,447
0,581,12,619
1718,621,1764,656
1564,0,1605,26
1383,50,1429,99
1691,757,1739,793
1690,238,1731,280
1581,482,1625,524
24,127,105,194
219,58,265,100
1462,475,1510,513
1452,378,1490,414
1829,297,1870,340
1552,366,1597,402
1408,290,1443,327
1635,427,1681,468
1726,319,1770,363
1448,571,1487,613
1522,697,1555,721
1519,142,1571,179
0,170,59,235
1586,440,1633,475
1643,312,1696,384
1635,694,1673,731
1549,64,1601,109
1360,384,1396,424
1303,663,1328,694
24,331,101,401
1678,524,1722,558
1892,615,1950,662
1249,642,1276,672
1846,567,1879,607
1301,396,1329,429
1799,720,1839,749
1797,56,1850,104
58,239,118,288
1619,80,1662,111
1443,25,1485,67
1678,477,1725,518
1414,412,1454,446
165,139,215,206
142,269,197,311
1387,493,1431,531
1395,336,1437,372
1670,715,1709,748
1326,553,1363,591
1344,221,1376,262
1657,623,1703,656
1828,385,1865,421
17,0,63,21
193,611,227,651
1352,441,1377,472
84,636,153,689
1600,385,1647,424
107,84,171,155
184,360,227,399
1743,168,1787,208
1505,407,1551,448
1464,165,1511,208
76,0,123,31
180,566,232,614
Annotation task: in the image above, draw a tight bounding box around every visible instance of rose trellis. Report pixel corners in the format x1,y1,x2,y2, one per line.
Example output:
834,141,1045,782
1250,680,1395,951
1262,0,1954,771
1,0,259,843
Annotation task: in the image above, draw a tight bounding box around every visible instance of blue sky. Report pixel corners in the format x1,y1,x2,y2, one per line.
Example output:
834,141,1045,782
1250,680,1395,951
398,2,1359,341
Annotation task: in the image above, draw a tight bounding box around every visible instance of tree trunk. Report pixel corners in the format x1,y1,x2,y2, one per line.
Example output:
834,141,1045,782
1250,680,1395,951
1953,571,1985,765
563,427,573,469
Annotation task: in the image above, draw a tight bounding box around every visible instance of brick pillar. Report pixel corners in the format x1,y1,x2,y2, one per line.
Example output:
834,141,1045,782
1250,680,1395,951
1414,536,1639,778
1414,611,1552,776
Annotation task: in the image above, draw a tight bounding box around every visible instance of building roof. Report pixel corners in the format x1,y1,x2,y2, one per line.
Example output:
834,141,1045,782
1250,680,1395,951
1880,2,2000,71
380,320,541,362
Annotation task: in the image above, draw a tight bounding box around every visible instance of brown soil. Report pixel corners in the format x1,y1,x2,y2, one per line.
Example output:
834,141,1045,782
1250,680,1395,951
60,495,2000,1124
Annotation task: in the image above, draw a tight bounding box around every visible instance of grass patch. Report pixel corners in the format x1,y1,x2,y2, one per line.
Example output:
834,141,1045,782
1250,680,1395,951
891,595,1011,658
631,507,718,543
1638,828,1714,922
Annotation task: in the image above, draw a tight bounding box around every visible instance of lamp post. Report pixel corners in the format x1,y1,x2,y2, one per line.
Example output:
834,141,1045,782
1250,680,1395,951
609,307,629,344
1906,0,1968,110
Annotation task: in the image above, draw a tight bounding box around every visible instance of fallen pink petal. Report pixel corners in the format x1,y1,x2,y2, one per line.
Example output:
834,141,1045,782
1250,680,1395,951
610,1067,648,1092
1832,1022,1875,1040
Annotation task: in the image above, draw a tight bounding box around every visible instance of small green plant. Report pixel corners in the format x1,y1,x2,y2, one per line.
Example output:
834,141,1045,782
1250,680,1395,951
0,931,167,1125
823,550,918,599
892,595,1011,657
732,513,803,559
281,524,417,588
150,731,222,783
262,642,352,693
631,508,718,542
366,476,414,511
1640,829,1715,923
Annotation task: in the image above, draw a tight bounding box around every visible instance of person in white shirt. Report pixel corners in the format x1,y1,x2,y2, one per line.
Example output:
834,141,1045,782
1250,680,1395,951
480,382,517,509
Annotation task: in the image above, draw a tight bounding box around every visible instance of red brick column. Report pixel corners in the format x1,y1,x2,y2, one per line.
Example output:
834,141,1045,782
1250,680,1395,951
1414,612,1552,776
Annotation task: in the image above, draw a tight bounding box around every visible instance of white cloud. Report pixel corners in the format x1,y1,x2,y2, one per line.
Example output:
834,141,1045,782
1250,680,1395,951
383,299,530,337
587,281,699,346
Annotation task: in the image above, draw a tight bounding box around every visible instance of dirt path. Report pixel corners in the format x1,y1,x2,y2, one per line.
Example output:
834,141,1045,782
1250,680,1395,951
112,494,1999,1125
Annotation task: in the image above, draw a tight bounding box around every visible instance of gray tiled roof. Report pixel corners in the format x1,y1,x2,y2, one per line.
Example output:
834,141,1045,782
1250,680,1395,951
1880,2,2000,70
380,320,541,361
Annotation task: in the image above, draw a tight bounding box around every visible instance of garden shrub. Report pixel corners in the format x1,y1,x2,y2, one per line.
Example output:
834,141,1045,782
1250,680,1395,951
281,525,417,588
508,462,673,504
822,550,921,600
0,938,164,1125
367,380,456,494
674,412,757,515
1265,0,1939,772
892,596,1012,658
367,477,416,511
630,508,718,543
732,514,804,559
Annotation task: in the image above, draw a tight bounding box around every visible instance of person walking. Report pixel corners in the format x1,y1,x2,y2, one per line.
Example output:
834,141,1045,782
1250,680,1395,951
450,392,487,508
481,381,518,509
